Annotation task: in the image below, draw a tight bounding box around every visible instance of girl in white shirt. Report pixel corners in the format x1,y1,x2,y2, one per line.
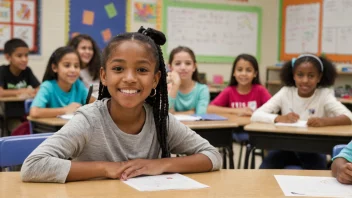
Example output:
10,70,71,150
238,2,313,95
251,54,352,169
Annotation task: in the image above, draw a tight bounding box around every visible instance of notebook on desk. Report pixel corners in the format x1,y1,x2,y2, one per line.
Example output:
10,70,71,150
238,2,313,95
174,114,227,121
58,114,74,120
275,120,307,128
192,114,228,121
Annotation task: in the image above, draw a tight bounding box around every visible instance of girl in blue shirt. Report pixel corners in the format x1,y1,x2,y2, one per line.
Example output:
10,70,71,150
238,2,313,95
30,46,94,118
167,46,210,115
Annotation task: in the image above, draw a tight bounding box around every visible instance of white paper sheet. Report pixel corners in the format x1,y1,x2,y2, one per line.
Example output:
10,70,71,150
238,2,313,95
275,175,352,197
174,115,201,121
58,114,74,120
123,173,209,191
275,120,307,128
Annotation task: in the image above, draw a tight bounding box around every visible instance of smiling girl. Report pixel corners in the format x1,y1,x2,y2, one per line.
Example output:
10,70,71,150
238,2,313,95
208,54,271,116
68,34,101,98
167,46,210,115
29,46,94,118
251,54,352,170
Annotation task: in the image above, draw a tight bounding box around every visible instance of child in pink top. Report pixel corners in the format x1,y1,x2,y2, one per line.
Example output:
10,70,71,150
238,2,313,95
208,54,271,116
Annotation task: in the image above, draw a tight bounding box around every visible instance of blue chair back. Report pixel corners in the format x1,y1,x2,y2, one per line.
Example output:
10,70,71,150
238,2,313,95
0,133,53,169
24,99,33,134
333,144,347,158
24,99,33,114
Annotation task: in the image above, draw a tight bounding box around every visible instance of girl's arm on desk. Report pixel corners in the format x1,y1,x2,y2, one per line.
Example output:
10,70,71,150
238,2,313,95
67,153,212,181
0,87,35,97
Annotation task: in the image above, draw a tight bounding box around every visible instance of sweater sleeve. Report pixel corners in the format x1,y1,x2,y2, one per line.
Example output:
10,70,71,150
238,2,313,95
195,85,210,114
21,112,92,183
167,114,222,171
251,87,286,123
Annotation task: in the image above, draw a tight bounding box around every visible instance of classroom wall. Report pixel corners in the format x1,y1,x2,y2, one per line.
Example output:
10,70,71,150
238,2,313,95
193,0,279,85
0,0,279,85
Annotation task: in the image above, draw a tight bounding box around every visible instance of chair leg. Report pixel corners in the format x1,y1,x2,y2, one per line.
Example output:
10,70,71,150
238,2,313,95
244,143,253,169
251,146,256,169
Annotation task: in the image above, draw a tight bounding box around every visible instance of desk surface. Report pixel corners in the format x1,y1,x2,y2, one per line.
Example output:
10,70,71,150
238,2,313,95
28,114,251,129
339,98,352,104
245,122,352,136
0,96,30,102
0,170,333,198
27,116,68,126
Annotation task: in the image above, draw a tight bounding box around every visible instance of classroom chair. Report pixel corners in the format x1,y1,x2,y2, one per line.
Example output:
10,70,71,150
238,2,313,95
333,144,347,158
24,99,33,134
0,133,53,171
235,132,264,169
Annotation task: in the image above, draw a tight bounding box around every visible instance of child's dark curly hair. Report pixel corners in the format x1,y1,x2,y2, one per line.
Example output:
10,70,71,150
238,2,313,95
280,55,337,87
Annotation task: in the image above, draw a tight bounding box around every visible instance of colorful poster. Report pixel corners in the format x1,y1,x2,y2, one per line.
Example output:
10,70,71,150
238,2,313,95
13,0,35,24
127,0,158,32
13,25,34,49
0,0,40,54
0,24,11,49
0,1,11,23
68,0,126,50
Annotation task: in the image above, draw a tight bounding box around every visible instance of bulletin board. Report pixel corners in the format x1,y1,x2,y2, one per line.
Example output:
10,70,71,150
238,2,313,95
279,0,352,63
67,0,126,50
0,0,41,54
158,0,262,63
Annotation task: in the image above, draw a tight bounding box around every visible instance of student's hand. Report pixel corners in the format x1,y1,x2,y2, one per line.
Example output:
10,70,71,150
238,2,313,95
307,117,325,127
17,88,36,98
275,112,300,123
64,102,82,114
103,161,131,179
167,71,181,87
120,159,167,180
335,162,352,184
236,107,253,116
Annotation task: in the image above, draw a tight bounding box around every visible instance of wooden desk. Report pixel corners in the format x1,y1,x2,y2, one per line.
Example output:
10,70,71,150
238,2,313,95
0,170,333,198
0,96,30,102
338,98,352,104
0,96,30,136
244,122,352,169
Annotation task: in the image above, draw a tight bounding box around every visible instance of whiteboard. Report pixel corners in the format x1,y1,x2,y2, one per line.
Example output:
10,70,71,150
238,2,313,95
284,3,320,54
162,1,261,63
322,0,352,55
